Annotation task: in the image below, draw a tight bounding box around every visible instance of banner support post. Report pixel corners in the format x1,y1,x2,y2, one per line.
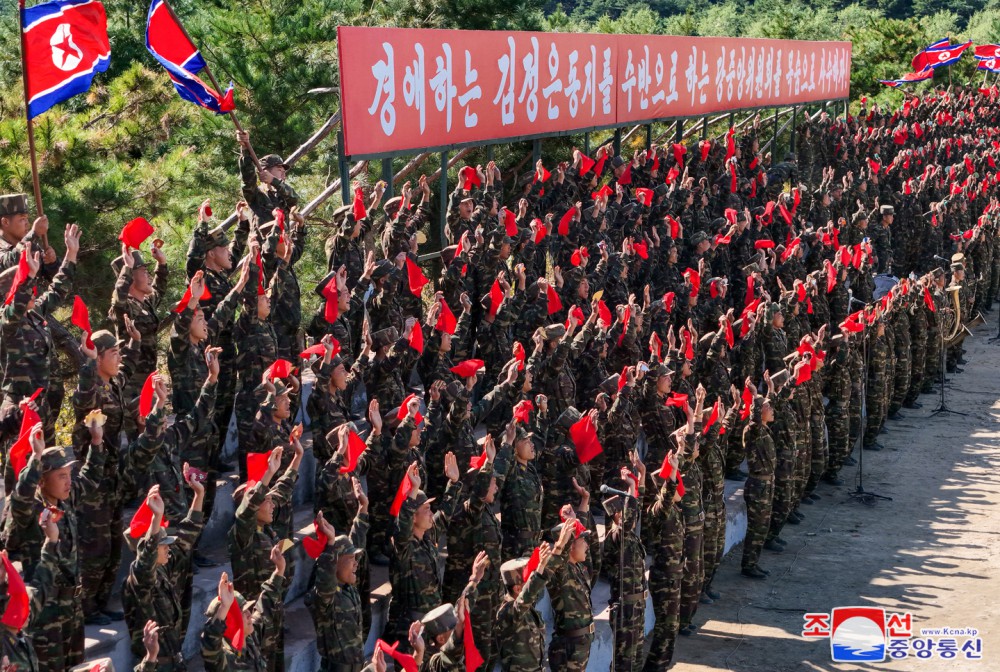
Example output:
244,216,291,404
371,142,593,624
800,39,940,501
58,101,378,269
532,139,541,167
438,151,448,246
645,125,652,151
486,146,494,162
584,132,590,156
790,106,797,153
702,116,708,140
675,120,684,143
17,0,48,249
337,129,350,205
613,128,622,156
772,107,779,155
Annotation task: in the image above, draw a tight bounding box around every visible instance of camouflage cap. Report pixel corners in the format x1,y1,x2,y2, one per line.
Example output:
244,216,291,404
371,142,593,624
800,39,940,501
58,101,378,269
204,227,230,250
383,196,404,217
111,250,148,276
261,154,287,170
689,230,709,247
371,259,395,281
555,406,583,430
40,446,78,473
540,323,566,341
331,534,363,557
330,204,353,226
0,193,29,218
421,603,458,638
91,330,124,353
411,490,436,508
500,558,529,587
371,326,399,350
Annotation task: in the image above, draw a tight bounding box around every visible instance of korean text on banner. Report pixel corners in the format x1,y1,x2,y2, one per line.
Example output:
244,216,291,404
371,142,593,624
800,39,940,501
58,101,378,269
337,27,852,157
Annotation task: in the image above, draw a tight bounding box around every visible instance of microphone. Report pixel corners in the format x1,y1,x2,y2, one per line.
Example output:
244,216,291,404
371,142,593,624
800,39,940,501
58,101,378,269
600,484,632,497
933,255,950,263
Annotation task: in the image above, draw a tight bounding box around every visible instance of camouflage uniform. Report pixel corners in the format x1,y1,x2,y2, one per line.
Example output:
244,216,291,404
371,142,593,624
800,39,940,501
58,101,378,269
678,429,705,631
495,565,548,672
888,309,912,417
240,152,300,225
742,413,776,571
602,496,647,672
642,476,683,672
0,536,60,670
444,464,502,669
262,222,306,359
307,512,369,672
123,513,204,669
863,331,890,448
0,260,75,444
495,435,544,560
228,466,298,672
386,483,463,649
546,519,595,672
1,444,107,672
823,343,852,478
201,571,286,672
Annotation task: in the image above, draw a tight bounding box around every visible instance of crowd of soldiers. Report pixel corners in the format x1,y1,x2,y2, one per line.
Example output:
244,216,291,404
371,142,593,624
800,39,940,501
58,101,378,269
0,82,997,672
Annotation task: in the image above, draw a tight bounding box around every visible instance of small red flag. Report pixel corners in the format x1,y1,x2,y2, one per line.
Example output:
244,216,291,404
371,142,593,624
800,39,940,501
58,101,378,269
246,450,272,486
558,208,576,236
139,372,156,419
405,258,430,298
512,342,526,370
618,163,632,185
503,209,519,237
376,640,418,672
409,320,424,354
522,546,541,582
128,498,168,539
71,296,94,348
725,319,735,348
683,268,700,298
682,328,694,360
676,472,686,498
174,283,212,313
223,593,246,651
3,249,31,306
533,219,547,244
322,279,339,324
650,332,662,360
546,285,563,315
10,394,42,480
352,187,366,221
450,359,485,378
338,430,368,473
663,292,675,314
703,400,720,435
665,215,680,239
513,399,534,424
1,553,29,631
923,287,936,312
635,188,653,207
569,415,602,464
740,385,753,420
435,298,457,335
579,154,596,175
264,359,294,381
465,611,485,672
633,241,649,259
299,343,330,359
617,306,631,346
754,240,775,250
390,473,414,517
658,453,674,480
597,300,612,326
302,519,328,560
118,217,154,249
398,393,424,425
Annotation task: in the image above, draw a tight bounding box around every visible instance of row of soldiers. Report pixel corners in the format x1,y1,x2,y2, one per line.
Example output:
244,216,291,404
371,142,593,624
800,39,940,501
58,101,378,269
0,81,997,672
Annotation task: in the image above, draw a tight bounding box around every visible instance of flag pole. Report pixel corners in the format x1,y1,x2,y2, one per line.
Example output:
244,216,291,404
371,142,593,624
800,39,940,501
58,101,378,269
161,0,263,174
17,0,48,249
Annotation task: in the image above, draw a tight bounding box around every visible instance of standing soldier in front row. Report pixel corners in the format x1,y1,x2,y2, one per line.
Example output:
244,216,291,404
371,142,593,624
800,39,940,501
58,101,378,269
495,542,556,672
742,389,777,579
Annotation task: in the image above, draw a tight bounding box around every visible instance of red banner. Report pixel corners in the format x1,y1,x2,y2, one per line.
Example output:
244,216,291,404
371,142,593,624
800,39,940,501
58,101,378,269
337,27,851,157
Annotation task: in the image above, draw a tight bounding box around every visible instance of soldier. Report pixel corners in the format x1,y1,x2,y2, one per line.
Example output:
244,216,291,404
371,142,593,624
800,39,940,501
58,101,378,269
742,390,776,579
411,554,488,672
307,496,369,672
643,424,689,672
228,441,300,672
601,454,647,672
863,318,889,451
110,243,169,437
0,224,80,445
495,418,544,560
186,200,252,476
0,193,49,271
237,131,300,224
71,326,142,625
443,437,501,669
546,507,595,672
122,479,205,670
0,510,61,670
325,182,384,284
495,547,553,672
1,420,105,671
201,549,287,672
385,458,463,651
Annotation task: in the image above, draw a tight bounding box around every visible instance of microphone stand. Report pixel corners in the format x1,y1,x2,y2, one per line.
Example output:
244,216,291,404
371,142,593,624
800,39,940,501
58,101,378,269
850,325,892,505
931,322,966,417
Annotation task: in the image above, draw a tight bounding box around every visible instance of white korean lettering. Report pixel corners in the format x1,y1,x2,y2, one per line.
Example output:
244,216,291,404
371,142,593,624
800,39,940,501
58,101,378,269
493,37,516,126
429,43,457,131
458,50,481,128
368,42,396,136
518,36,540,122
402,43,426,133
542,42,563,120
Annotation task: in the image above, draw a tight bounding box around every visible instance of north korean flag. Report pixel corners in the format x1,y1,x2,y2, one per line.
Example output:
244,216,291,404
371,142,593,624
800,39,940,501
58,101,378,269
978,57,1000,74
145,0,234,114
21,0,110,119
975,44,1000,60
913,41,972,71
879,67,934,88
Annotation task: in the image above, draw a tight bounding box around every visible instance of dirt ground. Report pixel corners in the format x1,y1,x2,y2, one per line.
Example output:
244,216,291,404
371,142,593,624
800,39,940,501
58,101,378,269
671,324,1000,672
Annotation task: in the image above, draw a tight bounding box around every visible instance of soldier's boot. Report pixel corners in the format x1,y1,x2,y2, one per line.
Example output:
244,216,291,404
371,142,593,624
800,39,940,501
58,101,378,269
741,565,767,579
764,539,785,553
